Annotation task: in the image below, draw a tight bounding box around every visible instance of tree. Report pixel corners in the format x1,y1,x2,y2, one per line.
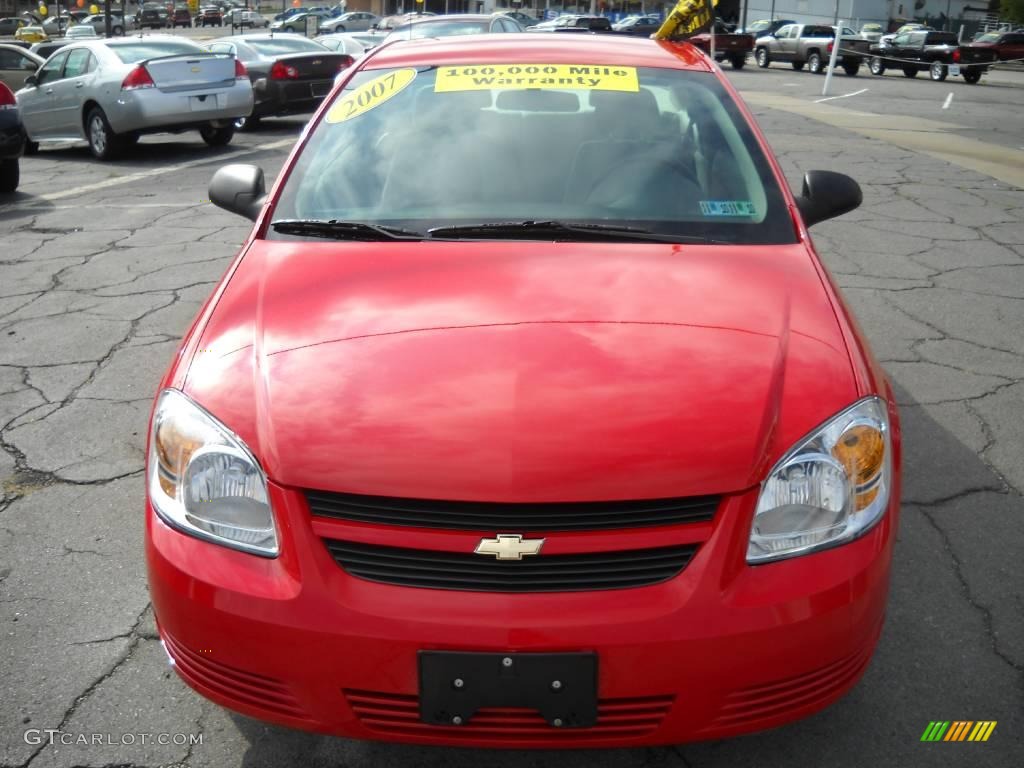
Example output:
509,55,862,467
1001,0,1024,24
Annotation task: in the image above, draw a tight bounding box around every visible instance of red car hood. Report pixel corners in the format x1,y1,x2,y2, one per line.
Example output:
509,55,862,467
183,240,857,501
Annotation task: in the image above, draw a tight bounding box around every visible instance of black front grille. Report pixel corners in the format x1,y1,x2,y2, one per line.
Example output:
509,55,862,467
306,491,719,532
324,539,698,592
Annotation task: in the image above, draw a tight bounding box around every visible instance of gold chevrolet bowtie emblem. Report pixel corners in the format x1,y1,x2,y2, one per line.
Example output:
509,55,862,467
474,534,545,561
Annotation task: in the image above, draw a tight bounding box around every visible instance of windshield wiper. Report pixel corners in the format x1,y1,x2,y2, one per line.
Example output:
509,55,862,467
427,220,707,243
271,219,423,241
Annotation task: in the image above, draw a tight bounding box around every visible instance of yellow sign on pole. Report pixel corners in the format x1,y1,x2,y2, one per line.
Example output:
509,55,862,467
188,0,199,11
653,0,718,40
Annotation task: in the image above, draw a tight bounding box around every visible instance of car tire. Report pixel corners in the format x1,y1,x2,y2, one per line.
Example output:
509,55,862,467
0,158,18,194
902,66,918,78
843,62,860,76
808,52,824,74
730,54,745,69
930,61,947,81
200,123,235,147
23,140,39,156
755,47,769,68
869,56,885,75
234,114,260,131
112,25,123,36
86,106,120,161
791,61,805,70
962,69,981,84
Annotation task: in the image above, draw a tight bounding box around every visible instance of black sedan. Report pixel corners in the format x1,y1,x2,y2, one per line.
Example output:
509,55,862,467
207,34,353,130
0,80,24,193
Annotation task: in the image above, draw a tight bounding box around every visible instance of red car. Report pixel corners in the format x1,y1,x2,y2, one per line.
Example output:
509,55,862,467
147,34,901,747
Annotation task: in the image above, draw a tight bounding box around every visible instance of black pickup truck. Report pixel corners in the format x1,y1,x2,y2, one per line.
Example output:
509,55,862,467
868,30,998,83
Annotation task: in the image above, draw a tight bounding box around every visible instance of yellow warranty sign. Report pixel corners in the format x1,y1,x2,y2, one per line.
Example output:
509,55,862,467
325,68,417,124
435,64,639,93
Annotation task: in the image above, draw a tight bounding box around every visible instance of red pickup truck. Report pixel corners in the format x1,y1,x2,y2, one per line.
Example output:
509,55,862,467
687,23,754,69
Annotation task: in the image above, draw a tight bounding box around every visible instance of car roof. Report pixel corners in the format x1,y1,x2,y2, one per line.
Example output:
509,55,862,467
363,33,712,72
403,14,493,23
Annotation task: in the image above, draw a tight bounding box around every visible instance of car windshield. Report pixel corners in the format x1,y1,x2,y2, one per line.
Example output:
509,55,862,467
246,37,327,55
386,21,489,40
270,64,796,244
747,21,770,34
862,24,882,32
108,40,203,63
976,32,1000,42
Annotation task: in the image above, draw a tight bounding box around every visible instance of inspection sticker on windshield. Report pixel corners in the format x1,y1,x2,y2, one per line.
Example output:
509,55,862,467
326,68,417,124
700,200,757,217
435,65,639,93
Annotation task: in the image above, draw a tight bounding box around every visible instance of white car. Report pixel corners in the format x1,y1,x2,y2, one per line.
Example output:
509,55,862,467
318,11,379,34
229,9,268,29
16,36,253,160
65,24,100,39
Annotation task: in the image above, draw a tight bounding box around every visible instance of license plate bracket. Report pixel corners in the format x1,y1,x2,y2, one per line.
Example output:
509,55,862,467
950,63,961,76
419,651,598,728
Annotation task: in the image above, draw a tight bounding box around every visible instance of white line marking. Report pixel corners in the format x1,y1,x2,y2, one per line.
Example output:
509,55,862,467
5,138,295,206
942,92,954,109
814,88,869,103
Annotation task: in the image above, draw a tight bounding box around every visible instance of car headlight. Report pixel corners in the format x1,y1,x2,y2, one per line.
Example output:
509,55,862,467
747,397,891,564
148,389,277,556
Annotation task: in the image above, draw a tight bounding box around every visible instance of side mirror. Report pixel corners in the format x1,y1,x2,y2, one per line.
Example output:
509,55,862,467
209,163,266,221
796,170,862,228
24,74,37,87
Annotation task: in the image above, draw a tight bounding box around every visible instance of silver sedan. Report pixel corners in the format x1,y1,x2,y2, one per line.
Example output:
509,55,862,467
16,35,253,160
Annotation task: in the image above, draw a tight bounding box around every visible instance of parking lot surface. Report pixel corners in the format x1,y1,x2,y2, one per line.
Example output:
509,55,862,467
0,60,1022,768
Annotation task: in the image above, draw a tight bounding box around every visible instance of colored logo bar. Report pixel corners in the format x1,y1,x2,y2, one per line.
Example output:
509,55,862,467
921,721,997,742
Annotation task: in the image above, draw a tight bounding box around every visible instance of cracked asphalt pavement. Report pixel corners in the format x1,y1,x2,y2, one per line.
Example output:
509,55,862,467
1,69,1022,768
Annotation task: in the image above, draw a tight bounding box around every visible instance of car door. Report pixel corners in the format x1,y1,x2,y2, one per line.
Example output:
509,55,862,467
51,47,95,136
773,25,796,61
0,47,40,91
17,49,69,139
890,32,913,60
1001,33,1024,61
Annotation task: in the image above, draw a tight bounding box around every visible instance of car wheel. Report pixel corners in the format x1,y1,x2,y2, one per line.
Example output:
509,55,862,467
843,62,860,76
112,25,123,36
335,25,345,32
962,69,982,84
730,54,745,70
902,66,918,78
755,47,769,68
0,158,18,194
86,106,120,161
930,61,947,81
200,123,235,147
791,60,805,70
23,140,39,156
869,56,885,75
809,53,827,74
234,114,260,131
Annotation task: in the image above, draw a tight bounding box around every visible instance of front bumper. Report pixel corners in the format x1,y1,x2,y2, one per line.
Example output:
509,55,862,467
107,81,253,135
147,482,897,748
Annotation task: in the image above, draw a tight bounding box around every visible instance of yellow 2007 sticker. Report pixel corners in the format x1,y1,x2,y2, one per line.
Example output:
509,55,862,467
435,64,639,93
326,68,417,124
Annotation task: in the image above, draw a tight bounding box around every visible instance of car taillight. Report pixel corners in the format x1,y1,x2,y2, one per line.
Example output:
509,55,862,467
952,48,961,62
0,82,15,109
270,61,299,80
234,58,247,78
827,41,834,53
337,55,354,71
121,65,154,90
